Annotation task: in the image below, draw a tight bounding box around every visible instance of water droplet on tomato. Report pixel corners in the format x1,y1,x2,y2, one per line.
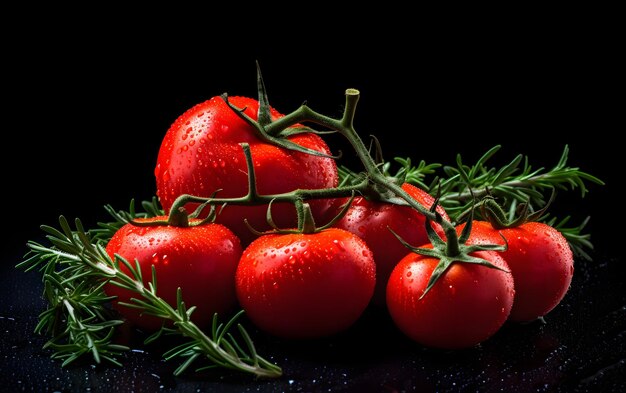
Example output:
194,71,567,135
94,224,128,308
162,170,170,182
162,255,169,265
151,253,159,264
189,140,195,146
406,271,412,277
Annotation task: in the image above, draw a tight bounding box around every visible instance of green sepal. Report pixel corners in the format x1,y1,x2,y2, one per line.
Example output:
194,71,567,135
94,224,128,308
390,201,509,299
221,93,339,159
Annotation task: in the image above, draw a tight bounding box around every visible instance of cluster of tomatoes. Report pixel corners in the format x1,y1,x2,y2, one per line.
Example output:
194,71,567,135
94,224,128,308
104,95,574,350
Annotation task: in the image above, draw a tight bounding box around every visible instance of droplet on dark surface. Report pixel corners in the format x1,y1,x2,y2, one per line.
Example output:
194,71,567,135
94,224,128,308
2,253,624,392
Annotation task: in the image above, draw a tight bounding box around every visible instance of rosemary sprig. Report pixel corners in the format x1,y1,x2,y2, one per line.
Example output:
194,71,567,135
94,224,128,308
430,145,604,221
337,144,603,260
17,212,282,378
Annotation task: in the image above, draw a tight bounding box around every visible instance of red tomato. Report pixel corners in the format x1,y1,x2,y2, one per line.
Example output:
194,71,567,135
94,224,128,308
154,96,338,246
458,220,574,322
333,183,449,305
386,245,514,349
105,217,242,331
236,228,376,339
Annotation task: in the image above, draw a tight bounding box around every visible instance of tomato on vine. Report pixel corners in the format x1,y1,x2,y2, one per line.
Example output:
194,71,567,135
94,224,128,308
386,214,514,349
154,93,338,246
458,197,575,322
235,202,376,339
104,209,243,331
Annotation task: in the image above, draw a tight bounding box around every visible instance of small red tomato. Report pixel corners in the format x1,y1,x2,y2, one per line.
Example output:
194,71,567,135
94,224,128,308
236,228,376,339
105,217,242,331
458,220,574,322
154,96,338,246
386,245,514,349
333,183,449,305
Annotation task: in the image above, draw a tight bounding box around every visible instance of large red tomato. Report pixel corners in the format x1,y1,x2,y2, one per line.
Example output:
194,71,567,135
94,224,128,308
333,183,449,305
104,217,242,331
457,220,574,322
236,228,376,339
154,96,338,246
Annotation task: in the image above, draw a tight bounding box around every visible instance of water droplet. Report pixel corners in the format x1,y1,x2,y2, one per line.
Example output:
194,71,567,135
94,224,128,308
406,271,412,277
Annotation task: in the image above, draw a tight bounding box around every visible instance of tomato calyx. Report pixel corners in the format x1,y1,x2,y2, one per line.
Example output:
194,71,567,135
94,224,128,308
390,205,509,299
480,188,555,229
219,64,339,160
129,197,219,228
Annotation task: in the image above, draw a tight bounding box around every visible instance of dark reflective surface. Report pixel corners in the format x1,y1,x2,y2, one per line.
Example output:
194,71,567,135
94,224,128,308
1,250,624,393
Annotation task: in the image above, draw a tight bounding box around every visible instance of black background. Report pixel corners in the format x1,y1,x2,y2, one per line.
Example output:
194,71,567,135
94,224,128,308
1,12,622,393
3,20,618,250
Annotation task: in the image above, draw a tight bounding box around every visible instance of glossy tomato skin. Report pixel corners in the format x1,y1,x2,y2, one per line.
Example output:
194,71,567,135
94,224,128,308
105,217,243,331
333,183,449,305
154,96,338,246
236,228,376,339
386,248,514,349
459,220,574,322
